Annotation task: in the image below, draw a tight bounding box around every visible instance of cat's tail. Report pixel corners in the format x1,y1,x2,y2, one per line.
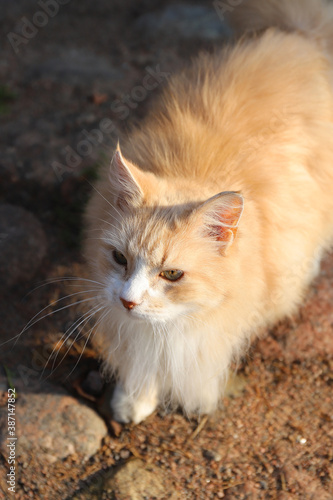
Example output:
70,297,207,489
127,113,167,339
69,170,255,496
223,0,333,53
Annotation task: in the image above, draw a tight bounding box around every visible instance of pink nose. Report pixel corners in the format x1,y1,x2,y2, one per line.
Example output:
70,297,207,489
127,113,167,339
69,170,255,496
120,297,137,310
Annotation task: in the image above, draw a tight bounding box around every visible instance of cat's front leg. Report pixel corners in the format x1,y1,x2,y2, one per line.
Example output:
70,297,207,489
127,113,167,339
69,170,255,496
111,382,159,424
196,376,221,416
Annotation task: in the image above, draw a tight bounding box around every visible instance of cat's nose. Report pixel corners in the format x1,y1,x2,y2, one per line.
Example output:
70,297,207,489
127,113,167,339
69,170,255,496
120,297,138,310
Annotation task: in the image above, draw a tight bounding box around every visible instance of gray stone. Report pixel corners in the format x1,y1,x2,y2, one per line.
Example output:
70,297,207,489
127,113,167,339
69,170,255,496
0,204,47,289
71,459,178,500
0,375,108,464
136,4,232,42
104,459,178,500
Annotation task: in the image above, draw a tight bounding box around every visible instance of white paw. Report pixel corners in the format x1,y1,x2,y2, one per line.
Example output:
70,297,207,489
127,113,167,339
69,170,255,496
111,383,158,424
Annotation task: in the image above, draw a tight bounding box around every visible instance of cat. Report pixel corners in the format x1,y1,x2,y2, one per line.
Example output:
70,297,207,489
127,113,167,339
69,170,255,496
83,0,333,423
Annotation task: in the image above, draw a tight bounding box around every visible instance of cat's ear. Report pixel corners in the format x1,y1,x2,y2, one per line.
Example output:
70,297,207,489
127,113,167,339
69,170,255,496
196,191,244,250
110,146,144,208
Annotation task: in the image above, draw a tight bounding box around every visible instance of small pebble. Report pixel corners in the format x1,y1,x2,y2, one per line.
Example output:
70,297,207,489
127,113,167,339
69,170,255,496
202,449,222,462
120,449,130,460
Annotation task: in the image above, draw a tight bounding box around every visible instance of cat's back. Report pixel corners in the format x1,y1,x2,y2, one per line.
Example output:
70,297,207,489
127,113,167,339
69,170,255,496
125,29,333,185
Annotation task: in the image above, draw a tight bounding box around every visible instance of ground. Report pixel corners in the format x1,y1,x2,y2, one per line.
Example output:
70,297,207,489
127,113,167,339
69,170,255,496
0,1,332,499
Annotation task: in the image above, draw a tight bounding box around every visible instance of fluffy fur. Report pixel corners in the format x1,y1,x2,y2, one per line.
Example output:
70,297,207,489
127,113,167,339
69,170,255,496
84,0,333,423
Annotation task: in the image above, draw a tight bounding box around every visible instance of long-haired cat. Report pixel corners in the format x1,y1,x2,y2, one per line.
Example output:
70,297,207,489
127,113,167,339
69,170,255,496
84,0,333,423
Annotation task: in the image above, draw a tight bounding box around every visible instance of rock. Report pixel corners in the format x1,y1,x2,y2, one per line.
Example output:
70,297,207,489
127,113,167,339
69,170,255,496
0,204,47,289
202,449,222,462
119,449,130,460
104,459,177,500
135,4,232,42
0,375,108,464
72,459,178,499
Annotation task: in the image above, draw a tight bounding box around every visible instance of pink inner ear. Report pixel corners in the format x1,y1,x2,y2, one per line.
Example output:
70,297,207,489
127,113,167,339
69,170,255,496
206,193,244,244
212,217,240,243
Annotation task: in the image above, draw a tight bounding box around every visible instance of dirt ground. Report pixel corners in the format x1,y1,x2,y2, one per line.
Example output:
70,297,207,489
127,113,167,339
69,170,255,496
0,1,332,499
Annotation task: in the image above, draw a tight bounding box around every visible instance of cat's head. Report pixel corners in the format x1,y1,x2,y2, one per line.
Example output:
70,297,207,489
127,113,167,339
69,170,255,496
87,147,244,324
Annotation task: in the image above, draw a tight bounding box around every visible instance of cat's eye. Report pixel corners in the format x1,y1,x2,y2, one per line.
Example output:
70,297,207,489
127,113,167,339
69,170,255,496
160,270,184,282
113,250,127,267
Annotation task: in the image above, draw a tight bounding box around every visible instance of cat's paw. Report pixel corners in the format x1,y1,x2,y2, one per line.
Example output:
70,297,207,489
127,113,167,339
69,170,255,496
111,383,158,424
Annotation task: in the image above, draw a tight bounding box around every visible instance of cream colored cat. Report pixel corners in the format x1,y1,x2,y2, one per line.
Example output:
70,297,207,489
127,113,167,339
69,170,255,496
84,0,333,423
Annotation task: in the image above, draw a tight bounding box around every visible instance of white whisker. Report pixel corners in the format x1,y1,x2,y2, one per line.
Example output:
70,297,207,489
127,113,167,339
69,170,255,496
23,289,102,331
88,183,124,222
45,305,105,380
42,304,103,378
64,308,109,381
10,296,98,349
25,276,105,294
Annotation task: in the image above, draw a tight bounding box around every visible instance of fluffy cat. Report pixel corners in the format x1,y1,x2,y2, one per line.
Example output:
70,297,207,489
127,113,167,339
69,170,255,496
84,0,333,423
